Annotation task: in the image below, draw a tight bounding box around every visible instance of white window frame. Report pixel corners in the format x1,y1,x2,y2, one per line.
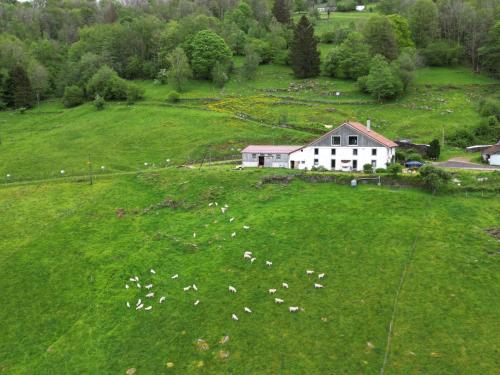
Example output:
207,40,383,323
348,135,358,146
331,136,341,146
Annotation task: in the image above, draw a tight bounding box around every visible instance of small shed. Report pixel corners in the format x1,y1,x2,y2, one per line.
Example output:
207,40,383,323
241,145,303,168
482,142,500,166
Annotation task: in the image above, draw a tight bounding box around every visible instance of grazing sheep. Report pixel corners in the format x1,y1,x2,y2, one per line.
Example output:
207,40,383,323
193,232,196,238
221,207,227,214
314,283,324,289
125,284,129,289
243,225,250,230
224,204,229,208
228,286,237,293
231,232,236,238
282,283,289,289
192,284,198,291
146,292,154,298
129,278,135,282
208,202,213,207
250,257,256,263
306,270,314,275
269,288,277,294
215,202,218,206
171,274,179,279
230,217,235,222
150,269,156,274
159,296,166,303
289,306,299,312
194,300,200,306
244,253,252,260
318,273,325,279
275,298,284,304
183,286,192,291
145,284,153,289
145,306,152,311
136,304,144,310
136,299,142,306
231,314,238,321
266,261,272,267
126,302,131,308
136,283,141,288
244,307,252,313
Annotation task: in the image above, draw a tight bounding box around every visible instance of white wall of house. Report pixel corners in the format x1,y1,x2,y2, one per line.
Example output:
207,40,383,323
242,153,289,168
490,154,500,166
289,146,395,171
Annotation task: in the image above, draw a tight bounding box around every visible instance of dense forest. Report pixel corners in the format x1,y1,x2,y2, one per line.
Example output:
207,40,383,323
0,0,499,110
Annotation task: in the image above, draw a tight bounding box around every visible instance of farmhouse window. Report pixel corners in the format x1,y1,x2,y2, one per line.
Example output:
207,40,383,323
372,148,377,156
331,159,336,169
332,136,341,145
314,159,319,166
371,160,376,168
348,136,358,145
314,148,319,155
252,154,256,158
353,149,358,156
331,148,336,155
276,154,281,160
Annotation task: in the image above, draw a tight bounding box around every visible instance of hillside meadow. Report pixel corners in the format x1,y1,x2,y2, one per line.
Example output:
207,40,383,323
0,167,499,374
0,64,498,182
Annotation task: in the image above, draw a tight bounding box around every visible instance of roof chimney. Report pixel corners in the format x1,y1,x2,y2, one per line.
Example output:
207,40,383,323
367,119,371,131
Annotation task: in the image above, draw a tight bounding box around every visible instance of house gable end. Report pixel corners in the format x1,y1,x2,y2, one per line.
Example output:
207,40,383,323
307,123,389,148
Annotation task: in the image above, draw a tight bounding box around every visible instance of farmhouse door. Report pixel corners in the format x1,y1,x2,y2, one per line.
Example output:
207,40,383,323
352,160,358,170
258,156,265,167
291,161,295,169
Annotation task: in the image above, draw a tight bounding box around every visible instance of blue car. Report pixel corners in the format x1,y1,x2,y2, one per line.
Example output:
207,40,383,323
405,161,424,169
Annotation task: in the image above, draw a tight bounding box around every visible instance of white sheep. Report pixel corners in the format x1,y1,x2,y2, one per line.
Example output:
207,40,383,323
266,261,272,267
282,282,289,289
134,276,139,281
306,270,314,275
244,307,252,313
314,283,324,289
231,232,236,238
243,225,250,230
150,269,156,274
289,306,299,312
146,292,154,298
136,299,142,306
192,284,198,291
275,298,284,304
228,286,237,293
215,202,218,206
145,284,153,289
250,257,256,263
145,306,152,311
231,314,238,321
126,302,131,308
269,288,277,294
244,253,252,259
171,274,179,279
183,285,192,291
194,300,200,306
318,273,325,279
159,296,166,303
208,202,213,207
224,204,229,208
125,284,129,289
136,304,144,310
230,217,235,222
193,232,196,238
136,283,141,288
221,207,227,214
129,278,135,282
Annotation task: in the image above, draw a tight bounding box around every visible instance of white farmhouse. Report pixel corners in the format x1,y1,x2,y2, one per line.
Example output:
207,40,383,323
241,121,397,171
482,142,500,166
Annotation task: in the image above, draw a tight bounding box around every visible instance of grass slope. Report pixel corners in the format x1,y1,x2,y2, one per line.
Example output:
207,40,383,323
0,168,498,374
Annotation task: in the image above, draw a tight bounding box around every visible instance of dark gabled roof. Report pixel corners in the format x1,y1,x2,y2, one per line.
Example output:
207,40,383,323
483,142,500,155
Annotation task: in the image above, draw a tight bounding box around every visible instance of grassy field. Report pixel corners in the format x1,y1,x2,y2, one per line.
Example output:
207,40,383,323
1,63,498,182
0,168,498,374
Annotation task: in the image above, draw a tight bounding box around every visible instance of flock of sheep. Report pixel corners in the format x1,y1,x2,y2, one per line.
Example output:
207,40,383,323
124,201,326,320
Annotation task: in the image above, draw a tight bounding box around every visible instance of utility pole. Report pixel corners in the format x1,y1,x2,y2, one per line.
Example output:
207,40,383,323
88,153,93,185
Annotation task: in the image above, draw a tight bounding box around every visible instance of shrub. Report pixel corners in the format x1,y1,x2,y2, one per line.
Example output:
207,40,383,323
94,94,105,110
62,85,85,108
167,91,180,103
375,168,387,173
86,66,128,100
478,97,500,120
422,41,462,66
428,139,440,159
387,163,402,176
336,0,356,11
321,27,350,44
419,165,451,194
363,163,373,173
447,128,476,148
212,61,229,88
407,152,424,162
126,84,144,105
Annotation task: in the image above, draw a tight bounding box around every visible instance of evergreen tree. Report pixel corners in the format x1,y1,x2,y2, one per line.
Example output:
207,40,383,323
428,139,440,159
272,0,290,25
5,66,34,109
290,16,320,78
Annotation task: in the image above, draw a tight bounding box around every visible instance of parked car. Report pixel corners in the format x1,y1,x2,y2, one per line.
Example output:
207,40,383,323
405,161,424,169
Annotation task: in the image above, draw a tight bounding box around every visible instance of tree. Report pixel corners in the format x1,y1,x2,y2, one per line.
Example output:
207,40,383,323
290,16,320,78
272,0,290,25
359,55,403,102
94,94,105,110
324,32,371,80
388,14,414,49
409,0,438,48
242,45,261,80
212,61,229,88
5,66,35,109
479,21,500,78
428,139,440,159
190,30,232,80
363,15,399,60
419,166,451,194
422,41,462,66
166,47,192,92
29,62,49,107
62,85,85,108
